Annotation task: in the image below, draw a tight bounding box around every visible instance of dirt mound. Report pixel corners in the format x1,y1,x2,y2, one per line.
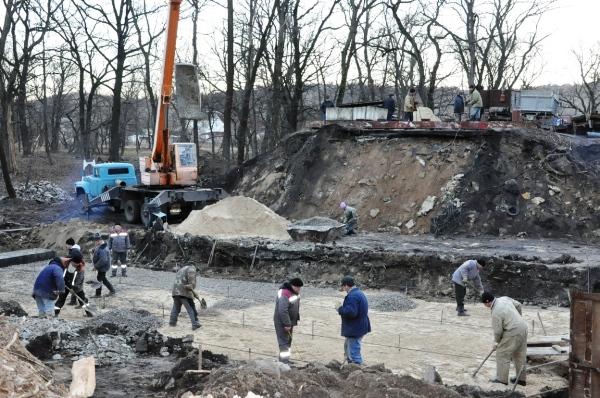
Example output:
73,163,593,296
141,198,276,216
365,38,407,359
178,360,522,398
228,126,600,240
175,196,291,240
0,318,67,397
0,300,27,317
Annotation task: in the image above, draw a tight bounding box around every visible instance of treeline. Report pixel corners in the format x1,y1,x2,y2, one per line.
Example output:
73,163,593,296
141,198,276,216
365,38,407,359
3,0,599,198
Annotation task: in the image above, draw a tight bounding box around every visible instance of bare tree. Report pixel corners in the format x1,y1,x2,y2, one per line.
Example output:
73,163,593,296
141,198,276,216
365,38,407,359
0,0,54,197
561,45,600,115
336,0,377,105
236,0,279,165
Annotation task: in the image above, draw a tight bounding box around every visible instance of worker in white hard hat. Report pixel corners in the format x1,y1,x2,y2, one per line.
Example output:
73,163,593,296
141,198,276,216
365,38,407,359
339,202,358,235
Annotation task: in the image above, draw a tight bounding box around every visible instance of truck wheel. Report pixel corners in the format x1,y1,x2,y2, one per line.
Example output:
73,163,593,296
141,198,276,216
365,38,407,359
124,200,141,223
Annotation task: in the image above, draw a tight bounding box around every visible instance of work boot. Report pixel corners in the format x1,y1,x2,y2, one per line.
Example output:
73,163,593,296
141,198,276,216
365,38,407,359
192,324,201,331
108,290,116,296
111,269,117,277
510,377,526,386
489,378,508,385
121,268,127,277
457,311,469,317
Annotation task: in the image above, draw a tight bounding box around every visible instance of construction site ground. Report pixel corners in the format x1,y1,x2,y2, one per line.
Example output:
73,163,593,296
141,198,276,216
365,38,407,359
0,261,568,396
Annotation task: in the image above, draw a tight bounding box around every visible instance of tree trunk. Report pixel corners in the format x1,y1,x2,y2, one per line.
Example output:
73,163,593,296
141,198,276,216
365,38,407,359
222,0,234,167
0,100,16,198
109,47,126,161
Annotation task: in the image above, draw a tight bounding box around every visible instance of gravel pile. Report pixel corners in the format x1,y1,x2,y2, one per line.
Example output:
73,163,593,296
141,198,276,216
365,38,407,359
290,216,343,229
368,293,417,312
17,317,83,343
87,308,161,335
14,180,71,203
68,334,135,366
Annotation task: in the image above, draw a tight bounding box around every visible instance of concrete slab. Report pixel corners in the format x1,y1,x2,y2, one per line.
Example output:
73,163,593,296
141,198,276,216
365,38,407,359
0,248,55,268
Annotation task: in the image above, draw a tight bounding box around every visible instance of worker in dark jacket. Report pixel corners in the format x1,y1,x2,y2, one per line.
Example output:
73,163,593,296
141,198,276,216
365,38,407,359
170,264,201,330
93,233,116,297
109,224,131,277
320,95,335,120
54,250,92,317
32,256,72,317
383,94,396,121
273,277,303,363
453,93,465,122
66,237,81,305
336,276,371,364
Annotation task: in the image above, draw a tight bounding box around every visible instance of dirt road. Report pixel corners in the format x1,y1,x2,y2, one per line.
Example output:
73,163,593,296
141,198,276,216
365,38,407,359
0,262,569,395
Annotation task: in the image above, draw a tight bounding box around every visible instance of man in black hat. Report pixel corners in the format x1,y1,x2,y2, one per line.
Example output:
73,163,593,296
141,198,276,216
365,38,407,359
336,275,371,364
274,277,304,363
92,233,116,297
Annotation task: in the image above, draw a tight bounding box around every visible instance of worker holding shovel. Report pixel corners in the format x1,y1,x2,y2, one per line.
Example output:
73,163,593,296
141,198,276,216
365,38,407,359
482,292,528,386
54,249,93,317
169,264,201,330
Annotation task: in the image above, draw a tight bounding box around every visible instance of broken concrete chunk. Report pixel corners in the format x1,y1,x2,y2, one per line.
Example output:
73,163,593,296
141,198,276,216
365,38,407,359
549,185,561,193
521,192,531,200
370,209,380,218
531,197,546,205
418,196,437,216
416,156,426,167
405,219,415,229
69,356,96,398
423,365,443,384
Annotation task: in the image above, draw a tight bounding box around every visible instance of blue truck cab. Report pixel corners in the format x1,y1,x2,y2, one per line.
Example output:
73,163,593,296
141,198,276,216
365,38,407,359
75,161,138,202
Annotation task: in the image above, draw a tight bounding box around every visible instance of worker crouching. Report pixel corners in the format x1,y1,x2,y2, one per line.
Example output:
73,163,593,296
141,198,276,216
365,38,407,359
482,292,528,386
274,278,303,363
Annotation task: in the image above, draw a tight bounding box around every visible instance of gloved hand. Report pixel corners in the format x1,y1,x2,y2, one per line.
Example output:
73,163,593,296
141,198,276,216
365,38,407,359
492,343,498,351
284,326,292,332
462,276,469,284
334,301,342,310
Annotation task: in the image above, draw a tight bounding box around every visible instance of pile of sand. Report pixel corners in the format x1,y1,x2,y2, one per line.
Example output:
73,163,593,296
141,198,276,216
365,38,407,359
175,196,291,240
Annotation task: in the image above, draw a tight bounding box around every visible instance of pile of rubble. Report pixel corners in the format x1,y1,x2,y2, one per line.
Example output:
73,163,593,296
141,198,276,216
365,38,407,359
0,319,67,397
13,180,71,203
173,360,523,398
369,292,417,312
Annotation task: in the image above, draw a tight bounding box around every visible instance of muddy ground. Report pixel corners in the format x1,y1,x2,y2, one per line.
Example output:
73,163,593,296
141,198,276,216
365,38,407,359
0,262,568,397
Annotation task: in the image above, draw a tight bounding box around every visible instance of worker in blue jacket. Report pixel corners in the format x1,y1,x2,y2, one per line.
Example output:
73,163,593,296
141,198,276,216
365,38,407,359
336,275,371,364
32,252,83,318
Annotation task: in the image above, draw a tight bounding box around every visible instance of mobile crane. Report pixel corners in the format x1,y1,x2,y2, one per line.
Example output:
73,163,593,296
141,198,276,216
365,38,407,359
75,0,223,226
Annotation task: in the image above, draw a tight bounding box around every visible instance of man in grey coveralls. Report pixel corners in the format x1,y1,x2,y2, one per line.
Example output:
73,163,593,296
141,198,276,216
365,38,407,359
273,278,304,363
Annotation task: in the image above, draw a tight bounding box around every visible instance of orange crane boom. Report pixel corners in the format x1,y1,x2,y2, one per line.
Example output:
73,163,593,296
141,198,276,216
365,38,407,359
151,0,182,173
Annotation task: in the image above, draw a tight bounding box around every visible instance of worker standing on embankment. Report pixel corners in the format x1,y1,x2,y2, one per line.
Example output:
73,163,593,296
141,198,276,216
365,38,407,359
274,278,303,363
482,292,528,386
451,259,486,316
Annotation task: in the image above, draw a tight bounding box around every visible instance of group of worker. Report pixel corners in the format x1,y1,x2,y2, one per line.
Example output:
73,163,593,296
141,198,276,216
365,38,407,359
320,85,483,122
31,224,132,318
31,221,525,388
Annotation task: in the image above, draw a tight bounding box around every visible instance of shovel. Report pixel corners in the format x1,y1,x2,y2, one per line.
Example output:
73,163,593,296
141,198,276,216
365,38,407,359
65,286,96,317
472,347,495,378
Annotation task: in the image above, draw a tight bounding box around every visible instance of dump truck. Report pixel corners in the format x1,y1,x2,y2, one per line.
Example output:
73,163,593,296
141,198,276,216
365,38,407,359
74,0,223,226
